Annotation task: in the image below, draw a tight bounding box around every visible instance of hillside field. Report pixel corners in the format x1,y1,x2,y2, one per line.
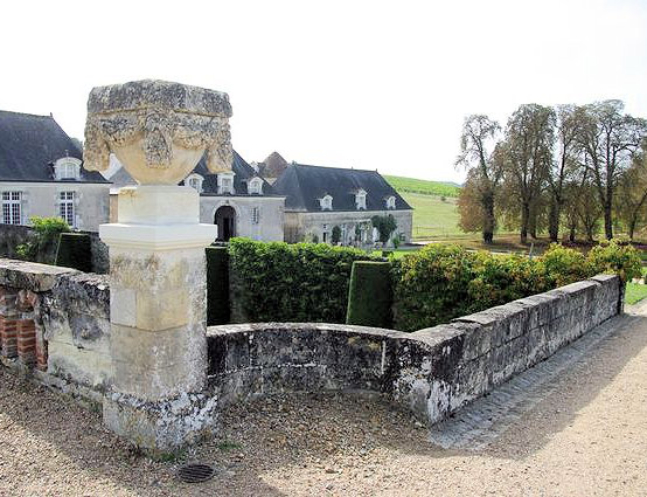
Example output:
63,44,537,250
399,192,464,239
383,175,461,198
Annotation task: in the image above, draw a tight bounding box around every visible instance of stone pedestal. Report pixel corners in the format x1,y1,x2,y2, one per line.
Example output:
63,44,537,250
100,186,218,450
84,80,233,452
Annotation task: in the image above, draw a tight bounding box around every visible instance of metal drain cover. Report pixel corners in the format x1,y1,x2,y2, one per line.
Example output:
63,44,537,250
177,463,216,483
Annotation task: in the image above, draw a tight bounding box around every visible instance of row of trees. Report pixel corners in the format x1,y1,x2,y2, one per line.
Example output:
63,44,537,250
456,100,647,244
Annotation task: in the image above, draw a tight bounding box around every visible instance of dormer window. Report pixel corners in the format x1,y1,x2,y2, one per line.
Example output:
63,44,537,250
248,177,263,195
54,157,81,181
218,172,236,195
185,173,204,193
355,189,367,210
320,194,333,211
386,195,396,210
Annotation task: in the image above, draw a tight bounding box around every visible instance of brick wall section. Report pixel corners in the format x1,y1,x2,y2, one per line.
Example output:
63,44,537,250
0,287,18,359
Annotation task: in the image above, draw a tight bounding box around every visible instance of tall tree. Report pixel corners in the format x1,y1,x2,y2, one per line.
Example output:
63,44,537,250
547,105,583,242
501,104,556,244
577,100,647,239
616,147,647,240
455,115,502,244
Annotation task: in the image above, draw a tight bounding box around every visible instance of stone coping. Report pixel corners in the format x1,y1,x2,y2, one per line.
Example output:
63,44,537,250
87,80,232,117
0,258,78,292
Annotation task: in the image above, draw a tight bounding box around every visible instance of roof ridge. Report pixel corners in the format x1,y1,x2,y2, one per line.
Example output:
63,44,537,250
0,109,54,119
292,162,378,174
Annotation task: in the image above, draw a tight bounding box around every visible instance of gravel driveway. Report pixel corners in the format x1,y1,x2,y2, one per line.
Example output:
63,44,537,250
1,304,647,496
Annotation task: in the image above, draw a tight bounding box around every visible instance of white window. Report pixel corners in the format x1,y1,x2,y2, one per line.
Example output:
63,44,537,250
252,207,260,224
320,194,333,211
2,192,22,225
218,172,236,194
54,157,81,180
248,177,263,195
386,196,396,209
186,174,204,193
59,191,75,227
355,190,367,210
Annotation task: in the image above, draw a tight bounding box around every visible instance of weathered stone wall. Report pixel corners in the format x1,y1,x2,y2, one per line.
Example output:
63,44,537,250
0,259,110,397
0,255,625,444
207,274,623,425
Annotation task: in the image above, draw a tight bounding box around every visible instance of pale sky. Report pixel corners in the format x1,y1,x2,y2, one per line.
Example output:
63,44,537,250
1,0,645,183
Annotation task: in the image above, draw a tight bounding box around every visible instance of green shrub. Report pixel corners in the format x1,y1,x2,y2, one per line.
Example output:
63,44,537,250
392,244,477,332
55,233,92,272
587,240,642,282
17,216,70,264
228,238,375,323
206,247,230,325
392,242,637,332
371,214,397,245
332,226,341,245
541,244,590,287
346,261,392,328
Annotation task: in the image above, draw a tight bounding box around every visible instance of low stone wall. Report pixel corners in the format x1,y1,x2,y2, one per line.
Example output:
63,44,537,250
0,259,110,398
0,255,625,443
207,274,623,425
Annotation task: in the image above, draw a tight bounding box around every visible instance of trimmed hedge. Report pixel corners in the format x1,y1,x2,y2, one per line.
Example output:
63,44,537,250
392,241,641,332
55,233,92,272
206,246,230,326
346,261,392,328
228,238,376,323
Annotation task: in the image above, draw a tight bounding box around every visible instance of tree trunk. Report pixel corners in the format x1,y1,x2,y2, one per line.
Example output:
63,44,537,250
569,224,576,243
520,201,530,244
482,191,495,245
548,197,561,243
629,219,637,241
604,200,613,240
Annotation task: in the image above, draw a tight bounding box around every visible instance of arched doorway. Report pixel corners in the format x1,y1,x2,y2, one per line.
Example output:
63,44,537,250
215,206,236,242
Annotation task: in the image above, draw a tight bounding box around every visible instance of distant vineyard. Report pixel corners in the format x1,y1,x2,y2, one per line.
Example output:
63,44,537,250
383,175,461,197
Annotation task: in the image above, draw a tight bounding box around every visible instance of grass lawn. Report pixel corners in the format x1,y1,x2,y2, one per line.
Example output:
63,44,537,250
400,192,464,239
626,282,647,305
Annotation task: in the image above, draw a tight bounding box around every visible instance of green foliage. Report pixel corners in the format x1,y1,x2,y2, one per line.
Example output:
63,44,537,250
392,242,638,332
228,238,375,323
383,175,461,197
587,240,642,282
346,261,393,328
332,225,342,244
371,214,397,244
392,245,478,331
16,216,70,264
55,233,92,272
541,244,590,287
206,247,230,325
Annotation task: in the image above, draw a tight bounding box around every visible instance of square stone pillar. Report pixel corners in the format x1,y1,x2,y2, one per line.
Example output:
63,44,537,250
100,186,219,451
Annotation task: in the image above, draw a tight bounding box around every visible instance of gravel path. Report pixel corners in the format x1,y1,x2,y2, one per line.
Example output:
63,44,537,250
2,304,647,496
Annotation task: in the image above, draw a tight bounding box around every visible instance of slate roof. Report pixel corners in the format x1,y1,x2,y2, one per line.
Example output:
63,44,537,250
0,110,108,183
195,150,275,195
109,149,276,195
272,163,412,212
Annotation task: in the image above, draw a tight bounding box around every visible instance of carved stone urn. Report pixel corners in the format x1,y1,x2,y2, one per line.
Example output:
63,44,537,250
84,79,233,184
83,80,231,452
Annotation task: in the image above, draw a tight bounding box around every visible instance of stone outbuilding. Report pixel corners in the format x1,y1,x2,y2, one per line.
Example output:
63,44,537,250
0,110,110,231
107,150,285,242
272,162,413,244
